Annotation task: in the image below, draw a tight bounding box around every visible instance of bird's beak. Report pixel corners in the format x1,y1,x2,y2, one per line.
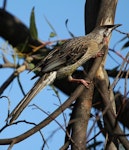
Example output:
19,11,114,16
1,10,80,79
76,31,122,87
111,24,122,30
105,24,122,35
101,24,122,31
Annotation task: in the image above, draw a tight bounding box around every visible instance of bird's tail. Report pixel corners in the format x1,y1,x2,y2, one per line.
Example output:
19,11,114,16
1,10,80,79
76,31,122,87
7,71,57,124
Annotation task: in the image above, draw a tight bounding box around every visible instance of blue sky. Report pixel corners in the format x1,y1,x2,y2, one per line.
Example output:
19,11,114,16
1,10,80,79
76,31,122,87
0,0,129,150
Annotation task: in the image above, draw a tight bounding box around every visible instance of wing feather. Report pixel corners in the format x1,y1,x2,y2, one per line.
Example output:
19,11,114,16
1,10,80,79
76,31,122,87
33,36,95,74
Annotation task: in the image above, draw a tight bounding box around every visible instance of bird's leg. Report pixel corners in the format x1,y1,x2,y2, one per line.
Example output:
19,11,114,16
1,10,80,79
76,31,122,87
68,75,90,88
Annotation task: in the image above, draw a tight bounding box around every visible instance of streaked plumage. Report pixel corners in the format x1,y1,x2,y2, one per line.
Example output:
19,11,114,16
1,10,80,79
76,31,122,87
8,24,121,124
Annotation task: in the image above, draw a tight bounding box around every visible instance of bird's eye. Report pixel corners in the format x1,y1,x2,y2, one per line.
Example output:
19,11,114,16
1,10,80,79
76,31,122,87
104,28,109,37
103,32,107,37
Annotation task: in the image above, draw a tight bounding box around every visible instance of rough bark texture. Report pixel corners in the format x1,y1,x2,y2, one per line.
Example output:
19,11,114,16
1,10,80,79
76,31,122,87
70,0,129,150
71,79,94,150
84,0,129,150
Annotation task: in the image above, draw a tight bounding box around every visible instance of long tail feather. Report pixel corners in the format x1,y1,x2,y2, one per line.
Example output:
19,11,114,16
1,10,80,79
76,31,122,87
7,71,57,124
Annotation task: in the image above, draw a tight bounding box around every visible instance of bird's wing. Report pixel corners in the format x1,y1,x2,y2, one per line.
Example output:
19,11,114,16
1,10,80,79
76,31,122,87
7,72,57,124
33,37,90,73
8,39,100,123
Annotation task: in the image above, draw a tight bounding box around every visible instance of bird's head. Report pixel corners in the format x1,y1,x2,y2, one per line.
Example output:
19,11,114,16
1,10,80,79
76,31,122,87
99,24,121,37
93,24,121,44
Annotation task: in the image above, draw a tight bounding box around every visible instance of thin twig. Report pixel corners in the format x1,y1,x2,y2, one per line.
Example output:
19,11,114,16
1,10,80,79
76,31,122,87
0,96,10,122
109,48,129,63
17,75,26,96
51,85,67,128
0,64,26,95
124,65,129,97
110,52,129,90
3,0,7,10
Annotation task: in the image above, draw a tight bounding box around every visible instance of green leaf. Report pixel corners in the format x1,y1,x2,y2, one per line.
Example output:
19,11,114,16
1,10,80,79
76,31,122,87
49,32,57,38
44,16,57,38
29,7,38,40
121,41,129,50
65,19,74,37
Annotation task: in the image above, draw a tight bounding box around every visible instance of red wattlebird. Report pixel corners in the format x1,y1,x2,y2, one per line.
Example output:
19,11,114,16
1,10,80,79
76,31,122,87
8,24,121,124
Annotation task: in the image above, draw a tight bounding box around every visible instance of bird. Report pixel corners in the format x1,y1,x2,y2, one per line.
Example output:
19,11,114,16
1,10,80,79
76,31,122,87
7,24,121,124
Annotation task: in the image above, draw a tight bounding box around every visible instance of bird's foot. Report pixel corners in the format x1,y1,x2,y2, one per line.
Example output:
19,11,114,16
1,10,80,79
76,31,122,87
68,76,90,88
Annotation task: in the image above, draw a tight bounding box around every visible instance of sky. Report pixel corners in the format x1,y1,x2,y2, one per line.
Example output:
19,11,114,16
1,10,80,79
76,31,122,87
0,0,129,150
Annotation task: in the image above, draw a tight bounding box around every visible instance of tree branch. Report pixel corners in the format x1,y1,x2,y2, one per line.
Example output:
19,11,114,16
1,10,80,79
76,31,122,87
0,44,105,147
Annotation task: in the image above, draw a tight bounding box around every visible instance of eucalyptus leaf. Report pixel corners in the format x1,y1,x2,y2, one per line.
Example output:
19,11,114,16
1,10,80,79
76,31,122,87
30,7,38,40
65,19,74,37
49,32,57,38
44,16,57,38
121,41,129,50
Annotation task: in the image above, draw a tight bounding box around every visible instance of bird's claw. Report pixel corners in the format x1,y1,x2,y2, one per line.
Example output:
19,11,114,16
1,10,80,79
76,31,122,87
96,51,104,57
93,51,104,58
78,79,90,88
68,76,90,88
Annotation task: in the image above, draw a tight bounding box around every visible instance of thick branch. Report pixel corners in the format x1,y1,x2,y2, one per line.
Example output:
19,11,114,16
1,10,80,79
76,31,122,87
0,8,41,49
71,83,94,150
95,78,129,149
